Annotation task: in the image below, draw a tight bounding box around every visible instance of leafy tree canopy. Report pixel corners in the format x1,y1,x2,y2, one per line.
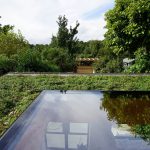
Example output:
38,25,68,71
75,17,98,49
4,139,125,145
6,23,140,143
105,0,150,57
50,15,80,56
0,16,29,56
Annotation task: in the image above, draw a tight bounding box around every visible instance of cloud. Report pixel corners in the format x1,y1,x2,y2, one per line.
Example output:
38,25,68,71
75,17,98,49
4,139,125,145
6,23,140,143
0,0,114,44
78,14,107,41
82,2,114,20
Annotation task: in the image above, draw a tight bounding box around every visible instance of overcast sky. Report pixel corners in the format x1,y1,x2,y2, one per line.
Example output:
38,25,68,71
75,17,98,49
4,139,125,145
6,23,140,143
0,0,114,44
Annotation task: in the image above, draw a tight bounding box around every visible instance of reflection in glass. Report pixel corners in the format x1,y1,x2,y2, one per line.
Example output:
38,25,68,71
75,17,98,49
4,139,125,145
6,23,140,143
46,122,88,150
46,134,65,149
1,91,150,150
70,123,88,134
111,124,150,150
68,134,87,149
101,92,150,144
47,122,63,133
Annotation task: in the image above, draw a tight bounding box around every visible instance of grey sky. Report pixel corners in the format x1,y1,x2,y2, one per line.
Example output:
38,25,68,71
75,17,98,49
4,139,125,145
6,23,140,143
0,0,114,44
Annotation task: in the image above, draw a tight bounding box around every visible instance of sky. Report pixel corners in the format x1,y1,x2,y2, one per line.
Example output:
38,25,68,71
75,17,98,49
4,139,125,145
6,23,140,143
0,0,114,44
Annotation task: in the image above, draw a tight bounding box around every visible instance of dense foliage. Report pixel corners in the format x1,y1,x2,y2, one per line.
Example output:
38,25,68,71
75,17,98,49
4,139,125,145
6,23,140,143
51,15,80,56
105,0,150,72
0,15,125,74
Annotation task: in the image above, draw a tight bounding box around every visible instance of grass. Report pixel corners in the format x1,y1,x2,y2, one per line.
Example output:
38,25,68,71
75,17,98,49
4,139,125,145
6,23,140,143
0,74,150,136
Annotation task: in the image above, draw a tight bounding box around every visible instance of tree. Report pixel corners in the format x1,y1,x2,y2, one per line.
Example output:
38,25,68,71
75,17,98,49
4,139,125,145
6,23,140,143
57,15,69,48
0,16,28,56
93,40,123,73
0,16,14,34
0,16,29,74
79,40,103,58
124,47,150,73
50,15,80,56
50,35,58,48
16,48,59,72
105,0,150,57
0,54,16,74
42,47,74,71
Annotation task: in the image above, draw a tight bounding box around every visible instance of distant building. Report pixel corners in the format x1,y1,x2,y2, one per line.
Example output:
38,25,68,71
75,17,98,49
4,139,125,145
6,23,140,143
123,58,135,68
76,58,99,74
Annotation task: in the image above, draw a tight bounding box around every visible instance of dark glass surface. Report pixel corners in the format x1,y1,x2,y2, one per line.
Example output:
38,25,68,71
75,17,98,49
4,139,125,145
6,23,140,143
0,90,150,150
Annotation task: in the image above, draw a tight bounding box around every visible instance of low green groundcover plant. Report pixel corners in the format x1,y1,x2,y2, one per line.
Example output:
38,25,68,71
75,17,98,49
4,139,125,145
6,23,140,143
0,75,150,136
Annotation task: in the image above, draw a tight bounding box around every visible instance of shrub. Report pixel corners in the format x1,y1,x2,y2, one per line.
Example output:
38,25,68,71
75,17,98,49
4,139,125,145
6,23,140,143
16,49,60,72
0,54,16,75
125,47,150,73
95,56,122,73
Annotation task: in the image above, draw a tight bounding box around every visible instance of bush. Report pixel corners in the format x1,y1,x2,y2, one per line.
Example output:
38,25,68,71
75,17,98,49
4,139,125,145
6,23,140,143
0,30,29,56
43,47,74,72
16,49,60,72
125,47,150,73
95,56,122,73
0,54,16,75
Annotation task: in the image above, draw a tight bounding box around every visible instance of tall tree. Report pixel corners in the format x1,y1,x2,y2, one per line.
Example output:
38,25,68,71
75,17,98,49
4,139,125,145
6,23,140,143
105,0,150,57
57,15,69,48
50,15,80,56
